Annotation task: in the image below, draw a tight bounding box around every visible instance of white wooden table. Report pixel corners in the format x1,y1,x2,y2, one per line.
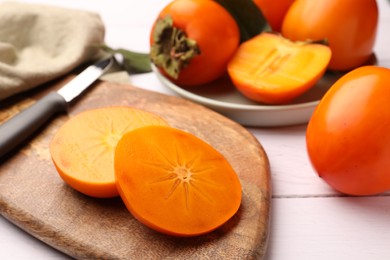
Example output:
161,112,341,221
1,0,390,259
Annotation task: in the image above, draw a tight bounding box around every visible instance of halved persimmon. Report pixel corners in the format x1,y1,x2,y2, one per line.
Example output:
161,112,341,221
114,125,242,237
50,106,169,198
227,32,331,104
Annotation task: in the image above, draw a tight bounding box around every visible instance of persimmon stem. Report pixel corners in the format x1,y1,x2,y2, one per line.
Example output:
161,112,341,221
150,15,200,79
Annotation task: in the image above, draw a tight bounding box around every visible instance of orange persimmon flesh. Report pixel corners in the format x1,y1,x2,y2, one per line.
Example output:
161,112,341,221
227,32,331,104
114,125,242,237
50,107,169,198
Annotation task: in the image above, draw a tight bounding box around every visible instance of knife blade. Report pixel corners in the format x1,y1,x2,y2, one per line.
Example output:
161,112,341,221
0,56,114,159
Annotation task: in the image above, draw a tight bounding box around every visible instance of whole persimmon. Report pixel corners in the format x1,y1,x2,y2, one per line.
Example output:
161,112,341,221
306,66,390,196
253,0,295,32
281,0,378,71
150,0,240,86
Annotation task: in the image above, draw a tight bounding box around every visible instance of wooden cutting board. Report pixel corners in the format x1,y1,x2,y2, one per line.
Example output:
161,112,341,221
0,76,271,259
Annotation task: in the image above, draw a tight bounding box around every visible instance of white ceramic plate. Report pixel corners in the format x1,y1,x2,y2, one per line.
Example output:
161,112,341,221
152,65,342,127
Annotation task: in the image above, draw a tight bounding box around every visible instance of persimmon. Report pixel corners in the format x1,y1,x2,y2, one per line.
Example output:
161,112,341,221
115,125,242,237
227,32,331,105
150,0,240,86
50,107,169,198
306,66,390,195
281,0,378,71
253,0,295,32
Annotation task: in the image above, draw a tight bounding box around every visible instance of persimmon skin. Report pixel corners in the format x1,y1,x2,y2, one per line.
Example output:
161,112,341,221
115,125,242,237
253,0,295,32
227,32,331,104
282,0,378,71
306,66,390,195
150,0,240,86
50,107,169,198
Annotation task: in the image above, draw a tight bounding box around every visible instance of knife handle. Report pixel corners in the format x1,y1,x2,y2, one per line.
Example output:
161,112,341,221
0,92,68,158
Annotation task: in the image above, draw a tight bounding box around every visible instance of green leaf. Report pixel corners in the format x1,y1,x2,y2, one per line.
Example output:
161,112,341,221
100,44,152,74
215,0,269,42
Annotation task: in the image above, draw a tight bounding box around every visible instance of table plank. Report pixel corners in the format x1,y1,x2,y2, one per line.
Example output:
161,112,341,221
265,196,390,260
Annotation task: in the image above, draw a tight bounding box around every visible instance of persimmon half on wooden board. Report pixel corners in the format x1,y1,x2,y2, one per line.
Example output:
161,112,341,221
50,106,169,198
115,125,242,237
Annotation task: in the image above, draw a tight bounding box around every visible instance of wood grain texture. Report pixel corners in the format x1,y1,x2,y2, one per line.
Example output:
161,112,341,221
0,79,271,259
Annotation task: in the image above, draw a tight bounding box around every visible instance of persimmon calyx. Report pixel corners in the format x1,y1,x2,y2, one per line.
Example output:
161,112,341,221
150,15,200,79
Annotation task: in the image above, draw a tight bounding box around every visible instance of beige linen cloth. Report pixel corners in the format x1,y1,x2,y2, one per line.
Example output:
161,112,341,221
0,2,106,100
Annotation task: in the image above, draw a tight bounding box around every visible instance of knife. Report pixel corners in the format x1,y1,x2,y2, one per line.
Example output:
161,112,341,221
0,56,114,158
